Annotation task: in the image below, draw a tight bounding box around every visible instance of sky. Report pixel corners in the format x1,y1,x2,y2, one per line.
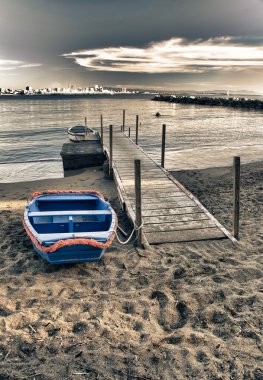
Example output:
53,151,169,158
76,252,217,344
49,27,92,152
0,0,263,93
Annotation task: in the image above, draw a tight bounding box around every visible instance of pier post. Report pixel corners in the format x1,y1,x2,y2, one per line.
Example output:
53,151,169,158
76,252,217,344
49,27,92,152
109,125,113,176
135,114,139,145
233,156,240,239
134,159,142,247
85,116,87,137
128,127,131,138
100,115,104,147
122,110,126,132
161,124,166,168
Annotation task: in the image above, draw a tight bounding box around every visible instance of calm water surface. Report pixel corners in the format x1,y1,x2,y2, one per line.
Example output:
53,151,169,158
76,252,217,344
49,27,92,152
0,94,262,183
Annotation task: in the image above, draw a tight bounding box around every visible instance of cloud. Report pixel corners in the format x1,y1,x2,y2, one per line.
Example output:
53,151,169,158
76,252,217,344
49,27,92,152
63,37,263,74
0,59,42,71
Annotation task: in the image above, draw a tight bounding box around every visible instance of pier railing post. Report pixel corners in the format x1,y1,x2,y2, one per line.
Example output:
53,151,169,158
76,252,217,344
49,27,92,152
128,127,131,138
135,114,139,145
233,156,240,239
100,115,104,147
161,124,166,168
109,125,113,176
134,159,142,247
122,109,125,132
85,116,87,137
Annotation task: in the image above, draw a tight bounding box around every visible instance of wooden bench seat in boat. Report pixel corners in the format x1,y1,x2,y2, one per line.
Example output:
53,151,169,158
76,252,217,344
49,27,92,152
28,210,111,217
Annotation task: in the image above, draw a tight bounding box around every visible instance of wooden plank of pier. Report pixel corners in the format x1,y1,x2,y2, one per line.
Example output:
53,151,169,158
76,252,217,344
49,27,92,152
103,129,236,245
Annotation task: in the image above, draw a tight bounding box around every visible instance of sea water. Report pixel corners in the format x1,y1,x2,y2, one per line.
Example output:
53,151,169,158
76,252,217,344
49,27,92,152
0,94,262,183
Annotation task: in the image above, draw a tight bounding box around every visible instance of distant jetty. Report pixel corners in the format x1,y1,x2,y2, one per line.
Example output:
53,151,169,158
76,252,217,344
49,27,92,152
152,95,263,110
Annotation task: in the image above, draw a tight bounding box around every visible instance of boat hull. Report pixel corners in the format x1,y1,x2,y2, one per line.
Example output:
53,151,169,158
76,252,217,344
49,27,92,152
67,125,100,143
32,242,106,264
23,191,117,264
68,133,99,142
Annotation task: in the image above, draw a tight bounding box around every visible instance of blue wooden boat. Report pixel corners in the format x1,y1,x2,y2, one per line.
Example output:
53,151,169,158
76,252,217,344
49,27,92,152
23,191,117,264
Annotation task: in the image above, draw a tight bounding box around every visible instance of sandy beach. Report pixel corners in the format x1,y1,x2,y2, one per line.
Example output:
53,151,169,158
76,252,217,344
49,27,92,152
0,162,262,379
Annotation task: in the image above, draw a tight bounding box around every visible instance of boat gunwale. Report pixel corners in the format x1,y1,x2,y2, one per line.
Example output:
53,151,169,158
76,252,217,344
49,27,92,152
67,125,99,137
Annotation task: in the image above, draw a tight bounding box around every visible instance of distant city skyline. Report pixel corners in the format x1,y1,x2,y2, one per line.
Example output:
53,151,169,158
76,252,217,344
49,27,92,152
0,83,261,97
0,84,140,95
1,0,263,93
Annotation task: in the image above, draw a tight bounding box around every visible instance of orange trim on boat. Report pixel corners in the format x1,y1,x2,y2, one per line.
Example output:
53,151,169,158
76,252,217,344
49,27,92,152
31,189,105,200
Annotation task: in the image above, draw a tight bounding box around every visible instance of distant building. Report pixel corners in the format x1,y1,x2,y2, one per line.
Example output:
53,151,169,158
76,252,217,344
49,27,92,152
0,83,150,96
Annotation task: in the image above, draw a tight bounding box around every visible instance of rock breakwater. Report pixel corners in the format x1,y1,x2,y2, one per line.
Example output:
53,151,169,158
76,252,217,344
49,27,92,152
152,95,263,110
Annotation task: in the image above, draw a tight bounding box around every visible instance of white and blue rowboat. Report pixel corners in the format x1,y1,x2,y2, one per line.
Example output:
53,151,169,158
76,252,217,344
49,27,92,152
23,191,117,264
67,125,100,142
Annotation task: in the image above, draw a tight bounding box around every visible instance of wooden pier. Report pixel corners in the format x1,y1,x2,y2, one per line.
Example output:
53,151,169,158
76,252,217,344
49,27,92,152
103,128,236,246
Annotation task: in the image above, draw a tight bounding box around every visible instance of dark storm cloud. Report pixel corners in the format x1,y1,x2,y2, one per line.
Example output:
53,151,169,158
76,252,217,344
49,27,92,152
1,0,263,57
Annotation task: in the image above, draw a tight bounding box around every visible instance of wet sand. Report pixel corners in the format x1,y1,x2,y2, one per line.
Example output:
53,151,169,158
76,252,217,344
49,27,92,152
0,162,262,379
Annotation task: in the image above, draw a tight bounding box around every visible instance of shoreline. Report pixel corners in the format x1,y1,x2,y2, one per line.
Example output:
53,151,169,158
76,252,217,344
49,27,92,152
0,93,154,100
0,163,262,379
0,166,123,223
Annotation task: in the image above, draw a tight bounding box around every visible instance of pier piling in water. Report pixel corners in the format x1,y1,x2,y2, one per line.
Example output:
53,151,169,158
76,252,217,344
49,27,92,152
100,115,104,147
122,110,126,132
109,125,113,177
135,114,139,145
161,124,166,168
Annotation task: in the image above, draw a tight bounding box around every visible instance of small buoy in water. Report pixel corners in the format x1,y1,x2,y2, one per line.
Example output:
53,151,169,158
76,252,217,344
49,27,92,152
155,112,161,117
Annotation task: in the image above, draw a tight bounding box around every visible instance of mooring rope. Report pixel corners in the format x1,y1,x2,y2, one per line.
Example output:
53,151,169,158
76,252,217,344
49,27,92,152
115,221,144,245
